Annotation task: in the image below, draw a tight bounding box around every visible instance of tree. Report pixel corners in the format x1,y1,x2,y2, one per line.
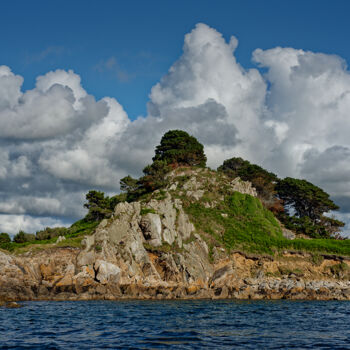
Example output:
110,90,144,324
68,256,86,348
276,177,344,238
218,157,277,186
276,178,339,221
0,232,11,244
13,231,35,243
140,160,170,192
153,130,206,167
120,175,139,193
84,190,113,222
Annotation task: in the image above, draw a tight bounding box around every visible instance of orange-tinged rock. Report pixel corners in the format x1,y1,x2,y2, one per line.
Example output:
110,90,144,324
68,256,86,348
187,284,199,295
82,266,95,278
56,275,73,287
39,264,54,280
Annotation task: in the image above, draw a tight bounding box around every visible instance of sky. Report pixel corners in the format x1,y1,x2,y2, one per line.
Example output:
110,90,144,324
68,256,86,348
1,0,350,235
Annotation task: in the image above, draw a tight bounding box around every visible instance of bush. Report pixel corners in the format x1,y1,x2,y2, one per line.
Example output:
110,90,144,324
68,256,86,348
0,233,11,244
13,231,35,243
35,227,68,240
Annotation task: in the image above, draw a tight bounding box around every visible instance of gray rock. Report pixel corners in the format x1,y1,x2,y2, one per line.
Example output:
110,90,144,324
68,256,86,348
94,260,121,284
81,235,95,250
230,177,257,197
186,190,205,200
282,228,296,240
139,213,162,246
56,236,66,243
77,250,95,267
177,210,194,241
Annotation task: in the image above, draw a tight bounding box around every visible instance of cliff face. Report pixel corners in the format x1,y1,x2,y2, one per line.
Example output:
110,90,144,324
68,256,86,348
1,168,350,301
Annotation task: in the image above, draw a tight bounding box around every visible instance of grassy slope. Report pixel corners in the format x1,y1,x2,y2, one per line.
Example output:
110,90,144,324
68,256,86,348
185,191,350,256
0,220,98,254
172,168,350,257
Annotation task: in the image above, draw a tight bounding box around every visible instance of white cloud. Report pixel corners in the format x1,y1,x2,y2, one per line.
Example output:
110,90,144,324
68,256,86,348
148,23,267,164
0,214,67,236
1,23,350,235
36,69,87,109
0,65,23,110
0,68,108,140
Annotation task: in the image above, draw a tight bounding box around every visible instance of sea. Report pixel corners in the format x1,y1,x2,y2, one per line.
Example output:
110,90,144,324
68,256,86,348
1,300,350,349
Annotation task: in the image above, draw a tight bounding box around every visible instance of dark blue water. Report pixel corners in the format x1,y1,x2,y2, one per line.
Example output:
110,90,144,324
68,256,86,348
1,300,350,349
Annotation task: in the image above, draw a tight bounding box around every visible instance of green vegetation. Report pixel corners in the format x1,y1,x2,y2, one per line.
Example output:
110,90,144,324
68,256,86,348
0,219,99,253
0,233,11,244
141,160,171,192
153,129,206,167
310,253,324,266
185,192,283,255
276,178,344,238
218,157,283,214
143,242,173,253
140,208,156,216
84,190,126,221
35,227,69,241
95,244,102,252
327,262,350,278
13,231,35,243
218,157,277,188
276,177,339,219
218,157,344,239
184,191,350,256
120,130,206,202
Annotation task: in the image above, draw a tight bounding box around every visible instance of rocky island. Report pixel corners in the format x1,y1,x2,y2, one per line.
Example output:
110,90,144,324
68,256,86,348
1,130,350,302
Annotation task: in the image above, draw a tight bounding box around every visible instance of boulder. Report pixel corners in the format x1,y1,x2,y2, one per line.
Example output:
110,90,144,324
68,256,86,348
56,236,66,243
94,260,121,284
282,227,296,240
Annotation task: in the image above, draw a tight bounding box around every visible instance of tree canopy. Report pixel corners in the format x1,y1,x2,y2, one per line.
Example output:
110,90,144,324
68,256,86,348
218,157,277,185
276,177,339,221
275,177,344,238
153,130,206,167
83,190,125,222
13,231,35,243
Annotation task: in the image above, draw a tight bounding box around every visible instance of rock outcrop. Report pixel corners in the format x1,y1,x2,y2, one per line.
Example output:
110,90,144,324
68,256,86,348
1,168,350,302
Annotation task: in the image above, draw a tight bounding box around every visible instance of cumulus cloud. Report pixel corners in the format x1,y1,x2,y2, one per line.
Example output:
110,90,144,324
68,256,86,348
1,23,350,235
0,214,67,238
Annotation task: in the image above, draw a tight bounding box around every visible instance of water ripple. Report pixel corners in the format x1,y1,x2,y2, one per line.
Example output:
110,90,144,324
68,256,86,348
1,300,350,349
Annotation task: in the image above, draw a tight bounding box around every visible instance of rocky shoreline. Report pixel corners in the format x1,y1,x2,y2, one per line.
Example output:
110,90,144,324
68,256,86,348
2,246,350,302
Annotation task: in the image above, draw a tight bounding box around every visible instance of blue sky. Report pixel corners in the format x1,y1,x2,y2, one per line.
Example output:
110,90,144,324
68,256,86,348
2,0,350,235
2,0,350,119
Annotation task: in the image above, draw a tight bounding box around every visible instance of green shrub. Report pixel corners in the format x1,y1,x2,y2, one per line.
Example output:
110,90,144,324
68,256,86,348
140,208,156,216
328,262,350,278
13,231,35,243
0,233,11,244
35,227,68,240
310,254,324,266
